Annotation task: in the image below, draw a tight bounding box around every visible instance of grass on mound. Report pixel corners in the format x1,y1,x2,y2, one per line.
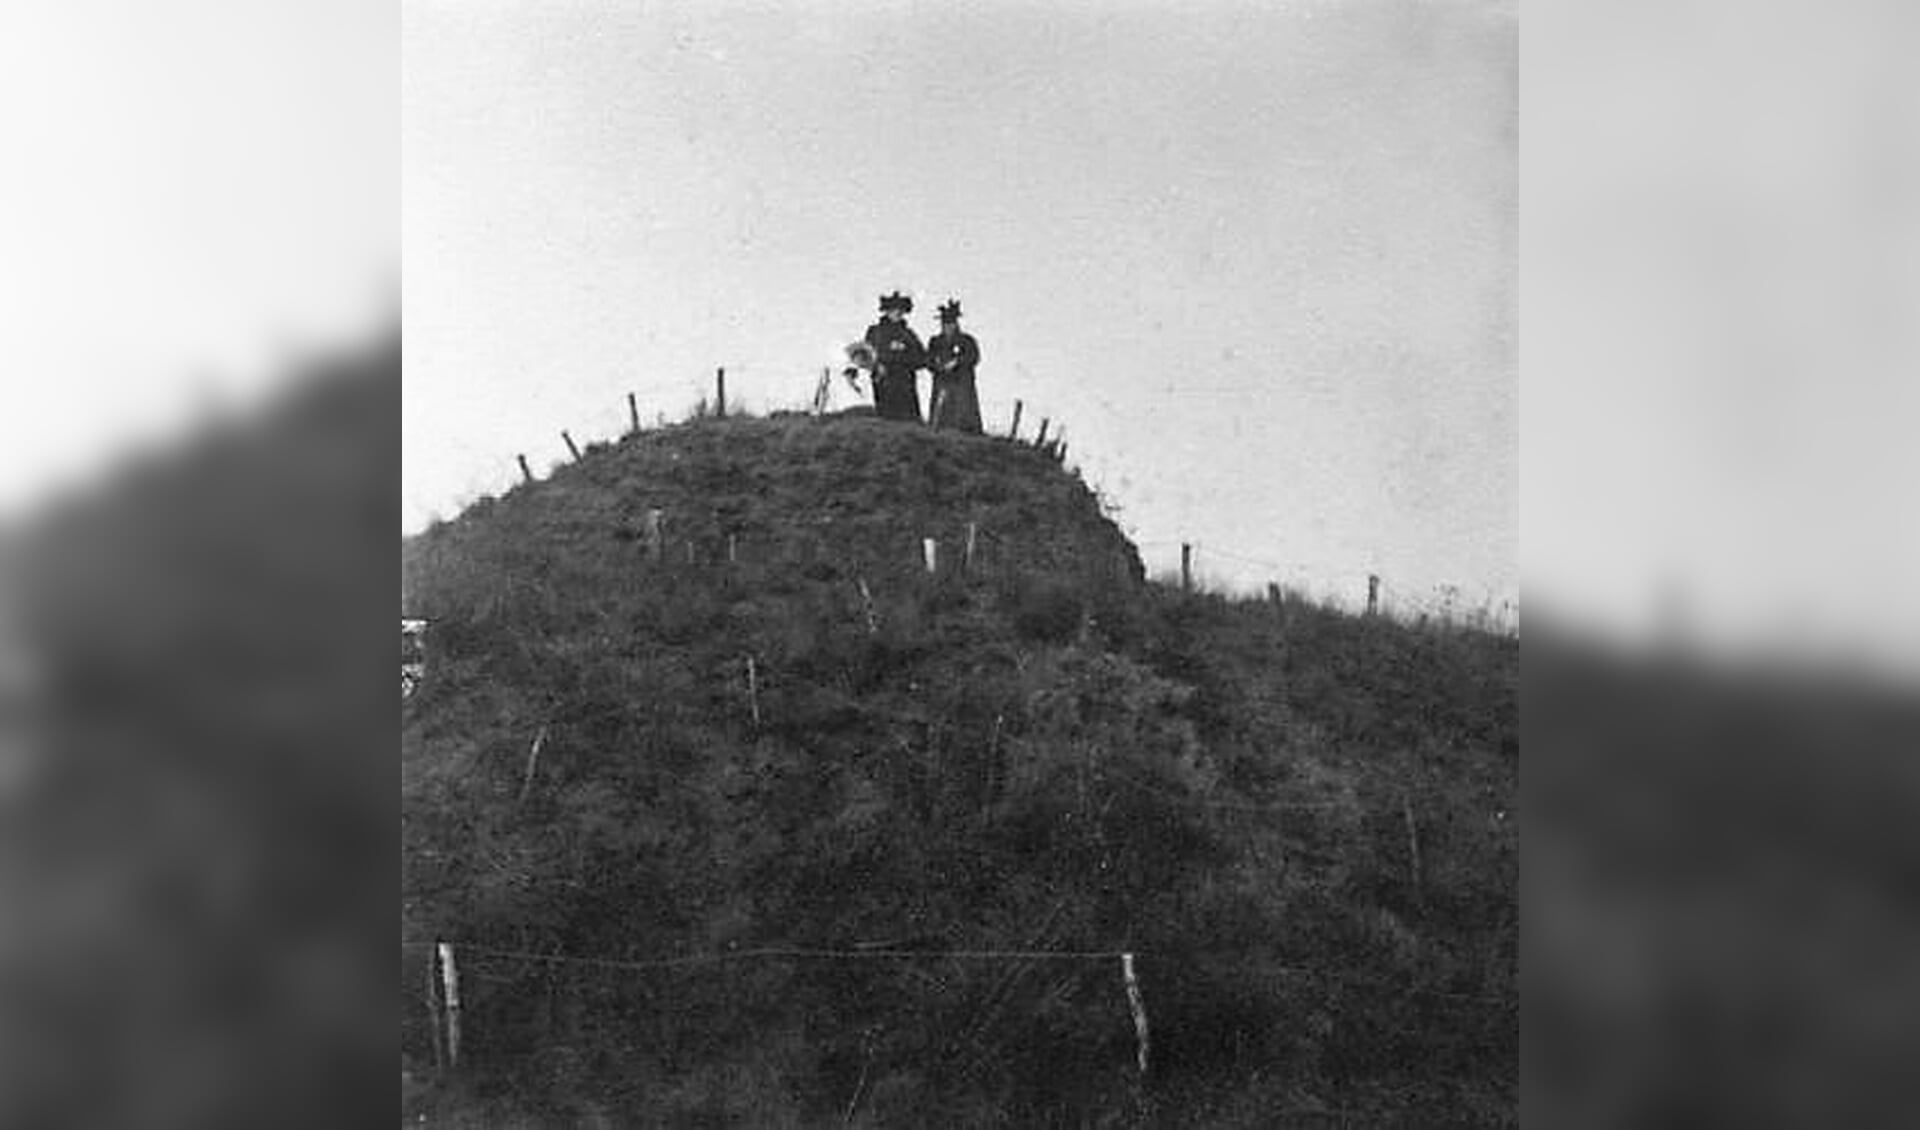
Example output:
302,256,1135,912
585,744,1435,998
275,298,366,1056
403,412,1516,1126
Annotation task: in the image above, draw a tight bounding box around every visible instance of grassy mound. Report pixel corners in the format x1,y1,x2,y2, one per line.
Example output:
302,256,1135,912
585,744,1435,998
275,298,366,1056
402,412,1515,1126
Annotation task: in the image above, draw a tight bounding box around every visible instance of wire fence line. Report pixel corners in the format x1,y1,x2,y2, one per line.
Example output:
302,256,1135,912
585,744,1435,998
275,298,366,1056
400,940,1135,967
1133,539,1518,637
397,939,1513,1009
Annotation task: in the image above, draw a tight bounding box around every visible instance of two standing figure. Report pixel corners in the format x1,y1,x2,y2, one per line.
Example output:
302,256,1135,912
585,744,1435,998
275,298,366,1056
859,292,983,433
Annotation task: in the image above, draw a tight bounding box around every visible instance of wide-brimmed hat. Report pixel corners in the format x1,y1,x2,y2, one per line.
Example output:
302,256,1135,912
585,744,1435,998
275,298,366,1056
878,291,913,313
937,298,962,322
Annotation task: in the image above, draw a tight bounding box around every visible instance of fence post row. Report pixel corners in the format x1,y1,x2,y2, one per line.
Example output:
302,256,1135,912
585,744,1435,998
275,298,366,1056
487,385,1517,634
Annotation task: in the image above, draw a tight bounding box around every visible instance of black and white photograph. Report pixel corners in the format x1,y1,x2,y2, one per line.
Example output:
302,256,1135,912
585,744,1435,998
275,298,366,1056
6,0,1920,1126
402,1,1517,1124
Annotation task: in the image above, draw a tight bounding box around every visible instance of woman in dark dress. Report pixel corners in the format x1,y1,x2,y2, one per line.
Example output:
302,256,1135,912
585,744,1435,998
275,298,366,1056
863,292,927,422
926,298,983,433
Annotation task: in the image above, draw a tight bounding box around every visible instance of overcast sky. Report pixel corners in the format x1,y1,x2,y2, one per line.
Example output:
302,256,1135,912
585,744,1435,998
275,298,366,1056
404,0,1516,617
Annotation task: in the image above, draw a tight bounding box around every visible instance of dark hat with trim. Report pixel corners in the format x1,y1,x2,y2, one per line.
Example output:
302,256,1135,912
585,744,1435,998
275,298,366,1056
878,291,913,313
937,298,962,321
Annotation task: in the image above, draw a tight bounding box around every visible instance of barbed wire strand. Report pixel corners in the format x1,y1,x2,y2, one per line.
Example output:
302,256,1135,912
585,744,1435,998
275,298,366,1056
398,940,1512,1007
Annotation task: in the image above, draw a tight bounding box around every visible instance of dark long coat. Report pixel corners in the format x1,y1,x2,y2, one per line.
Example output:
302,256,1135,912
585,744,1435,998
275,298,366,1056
863,319,926,422
926,329,982,433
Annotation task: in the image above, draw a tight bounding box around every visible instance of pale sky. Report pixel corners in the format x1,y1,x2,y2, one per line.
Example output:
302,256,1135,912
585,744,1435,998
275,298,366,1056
404,0,1517,616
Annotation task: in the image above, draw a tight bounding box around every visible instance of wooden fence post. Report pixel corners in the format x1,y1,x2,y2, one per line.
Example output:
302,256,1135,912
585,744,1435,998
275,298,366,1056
1267,582,1281,608
728,534,738,565
628,392,640,435
517,454,533,484
716,367,727,418
646,509,664,563
857,578,879,635
746,656,761,729
562,430,581,461
1035,418,1050,448
965,522,978,571
518,724,549,804
1121,953,1151,1076
438,942,462,1069
922,537,938,574
1367,574,1381,616
1180,544,1193,593
1008,399,1024,440
425,948,444,1072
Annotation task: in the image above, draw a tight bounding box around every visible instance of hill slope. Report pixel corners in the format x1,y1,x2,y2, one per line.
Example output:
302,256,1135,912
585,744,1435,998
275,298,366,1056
402,413,1516,1126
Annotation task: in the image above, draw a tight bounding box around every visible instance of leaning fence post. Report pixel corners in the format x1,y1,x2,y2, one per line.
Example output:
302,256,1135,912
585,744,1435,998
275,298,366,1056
1008,399,1024,440
1035,418,1050,448
857,578,879,635
562,430,582,461
1121,953,1150,1076
628,392,641,435
438,942,462,1069
517,454,534,484
518,724,549,805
